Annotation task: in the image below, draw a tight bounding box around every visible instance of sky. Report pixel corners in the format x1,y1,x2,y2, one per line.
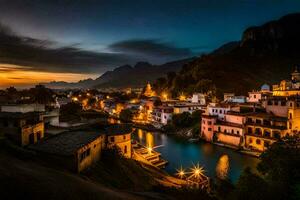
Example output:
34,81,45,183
0,0,300,88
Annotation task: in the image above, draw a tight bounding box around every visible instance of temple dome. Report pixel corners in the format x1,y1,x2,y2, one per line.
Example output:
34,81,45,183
261,84,270,91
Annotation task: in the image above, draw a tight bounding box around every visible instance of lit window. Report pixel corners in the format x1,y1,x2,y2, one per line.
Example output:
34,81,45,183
256,139,261,145
110,137,115,142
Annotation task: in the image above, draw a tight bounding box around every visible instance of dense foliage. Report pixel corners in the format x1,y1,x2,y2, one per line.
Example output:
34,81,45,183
119,109,133,122
60,102,82,122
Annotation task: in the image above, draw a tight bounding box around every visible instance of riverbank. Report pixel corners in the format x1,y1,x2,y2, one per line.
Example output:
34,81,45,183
133,129,260,183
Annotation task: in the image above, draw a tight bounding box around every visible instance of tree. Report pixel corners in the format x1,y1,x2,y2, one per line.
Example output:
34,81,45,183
153,99,162,107
172,112,193,128
191,110,202,124
60,102,82,122
232,136,300,200
257,137,300,184
233,167,270,200
119,109,133,122
30,85,54,104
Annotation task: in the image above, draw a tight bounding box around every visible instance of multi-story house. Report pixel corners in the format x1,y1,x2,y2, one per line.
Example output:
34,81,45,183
244,113,288,152
151,106,173,125
0,112,44,146
213,112,247,148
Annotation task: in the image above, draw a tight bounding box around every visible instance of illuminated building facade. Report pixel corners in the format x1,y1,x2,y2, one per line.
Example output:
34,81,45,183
273,67,300,96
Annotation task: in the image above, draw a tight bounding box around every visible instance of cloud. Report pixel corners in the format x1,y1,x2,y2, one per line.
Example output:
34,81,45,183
0,23,137,74
108,39,193,58
0,23,194,74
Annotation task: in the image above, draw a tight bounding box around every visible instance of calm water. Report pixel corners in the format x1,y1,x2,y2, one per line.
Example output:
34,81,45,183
133,129,260,182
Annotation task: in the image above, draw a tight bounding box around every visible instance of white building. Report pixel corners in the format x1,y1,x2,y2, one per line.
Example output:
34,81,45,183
225,96,247,103
247,91,262,103
152,106,173,125
1,104,45,113
173,103,205,114
207,103,235,121
191,93,206,105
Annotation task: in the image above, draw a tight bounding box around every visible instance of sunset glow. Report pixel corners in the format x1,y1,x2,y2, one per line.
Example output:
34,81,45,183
0,64,98,88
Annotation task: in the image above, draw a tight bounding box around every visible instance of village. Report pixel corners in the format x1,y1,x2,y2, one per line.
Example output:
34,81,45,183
0,67,299,192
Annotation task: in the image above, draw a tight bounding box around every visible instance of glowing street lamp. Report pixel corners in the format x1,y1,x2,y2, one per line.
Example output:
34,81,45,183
179,93,186,101
161,92,168,100
176,166,186,179
190,163,206,179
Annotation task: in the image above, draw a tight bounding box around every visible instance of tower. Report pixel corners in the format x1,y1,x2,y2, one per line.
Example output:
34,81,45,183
291,65,300,82
144,82,154,97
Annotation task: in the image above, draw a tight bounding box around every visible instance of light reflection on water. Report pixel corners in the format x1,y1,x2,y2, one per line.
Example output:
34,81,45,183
216,155,230,180
133,129,260,182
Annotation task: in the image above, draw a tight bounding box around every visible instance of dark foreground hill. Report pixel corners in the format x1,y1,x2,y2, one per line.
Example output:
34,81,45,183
154,13,300,97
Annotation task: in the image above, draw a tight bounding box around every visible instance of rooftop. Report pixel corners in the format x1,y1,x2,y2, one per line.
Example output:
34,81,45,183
30,130,104,156
0,112,41,119
215,121,244,128
247,112,287,121
105,124,133,136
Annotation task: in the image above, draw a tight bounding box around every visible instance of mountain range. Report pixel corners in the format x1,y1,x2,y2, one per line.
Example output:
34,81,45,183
44,58,193,89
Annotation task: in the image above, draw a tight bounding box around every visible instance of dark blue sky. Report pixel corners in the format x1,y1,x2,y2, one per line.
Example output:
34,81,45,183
0,0,300,77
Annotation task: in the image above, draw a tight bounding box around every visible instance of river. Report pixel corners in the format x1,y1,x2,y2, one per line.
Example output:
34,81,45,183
133,128,260,182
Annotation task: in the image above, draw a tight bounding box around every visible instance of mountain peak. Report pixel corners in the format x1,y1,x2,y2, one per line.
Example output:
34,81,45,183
134,62,152,69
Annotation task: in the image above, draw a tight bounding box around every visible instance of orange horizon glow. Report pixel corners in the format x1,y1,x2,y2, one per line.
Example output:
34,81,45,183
0,64,99,88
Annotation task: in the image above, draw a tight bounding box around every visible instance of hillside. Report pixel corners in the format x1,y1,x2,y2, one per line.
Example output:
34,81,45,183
45,58,193,89
154,13,300,97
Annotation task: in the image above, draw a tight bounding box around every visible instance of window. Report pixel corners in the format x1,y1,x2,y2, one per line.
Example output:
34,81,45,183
289,113,292,119
290,102,293,107
218,126,221,132
255,128,262,135
231,129,234,134
281,101,286,106
254,95,256,98
202,120,205,124
37,132,41,141
124,145,127,153
248,127,253,134
224,129,227,133
264,131,271,137
110,136,115,142
208,121,212,125
256,139,261,145
267,101,272,105
247,118,253,123
249,138,253,143
256,119,262,124
208,128,212,131
273,132,280,139
123,135,126,140
264,141,270,148
80,148,91,162
219,110,222,114
274,101,278,106
237,131,240,135
263,120,271,126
